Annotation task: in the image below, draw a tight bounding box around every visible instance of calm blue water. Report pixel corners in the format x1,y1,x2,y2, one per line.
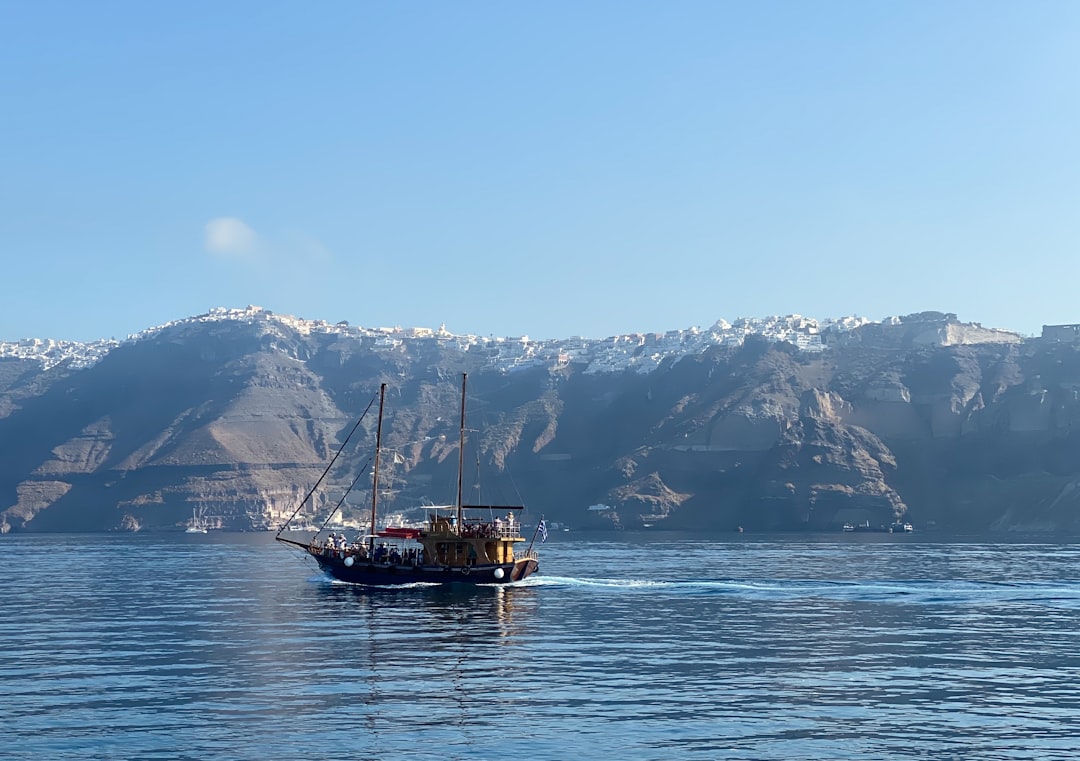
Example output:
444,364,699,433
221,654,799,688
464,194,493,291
3,531,1080,760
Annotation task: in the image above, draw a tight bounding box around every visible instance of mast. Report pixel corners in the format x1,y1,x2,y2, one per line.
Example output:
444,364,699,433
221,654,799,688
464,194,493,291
456,372,467,534
370,382,387,550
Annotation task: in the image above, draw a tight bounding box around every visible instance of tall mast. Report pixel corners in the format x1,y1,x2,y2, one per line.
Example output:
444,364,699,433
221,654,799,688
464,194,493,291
456,372,467,534
370,382,387,549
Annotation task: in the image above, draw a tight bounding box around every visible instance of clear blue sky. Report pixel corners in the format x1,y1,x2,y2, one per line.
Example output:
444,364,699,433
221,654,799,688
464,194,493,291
2,1,1077,341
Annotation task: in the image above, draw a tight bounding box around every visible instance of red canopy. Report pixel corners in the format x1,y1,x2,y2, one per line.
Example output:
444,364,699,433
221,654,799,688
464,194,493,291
377,527,422,539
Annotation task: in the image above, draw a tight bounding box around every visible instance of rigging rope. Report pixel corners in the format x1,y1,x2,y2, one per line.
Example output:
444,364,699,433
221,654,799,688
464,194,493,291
476,406,529,515
319,459,372,542
275,391,379,538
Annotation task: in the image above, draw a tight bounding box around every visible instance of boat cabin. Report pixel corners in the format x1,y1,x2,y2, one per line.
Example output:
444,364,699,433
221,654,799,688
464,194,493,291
418,506,527,568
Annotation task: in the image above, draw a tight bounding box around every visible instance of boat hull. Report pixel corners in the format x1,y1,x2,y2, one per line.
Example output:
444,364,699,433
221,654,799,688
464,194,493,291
300,546,538,586
278,537,535,582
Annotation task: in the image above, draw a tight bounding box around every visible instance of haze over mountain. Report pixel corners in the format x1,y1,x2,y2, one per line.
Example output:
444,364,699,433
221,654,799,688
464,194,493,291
2,306,1078,535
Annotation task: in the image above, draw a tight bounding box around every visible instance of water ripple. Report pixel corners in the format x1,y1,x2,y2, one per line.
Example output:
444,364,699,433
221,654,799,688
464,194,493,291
2,532,1080,760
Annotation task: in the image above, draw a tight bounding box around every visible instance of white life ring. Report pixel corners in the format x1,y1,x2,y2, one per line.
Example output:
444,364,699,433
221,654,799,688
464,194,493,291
461,566,470,576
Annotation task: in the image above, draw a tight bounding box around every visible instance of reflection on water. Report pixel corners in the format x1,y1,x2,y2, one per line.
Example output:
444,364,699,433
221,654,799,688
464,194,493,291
3,532,1080,760
306,580,536,647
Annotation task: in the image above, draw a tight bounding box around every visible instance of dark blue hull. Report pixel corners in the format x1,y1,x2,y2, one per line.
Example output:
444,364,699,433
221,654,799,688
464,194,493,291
288,540,539,586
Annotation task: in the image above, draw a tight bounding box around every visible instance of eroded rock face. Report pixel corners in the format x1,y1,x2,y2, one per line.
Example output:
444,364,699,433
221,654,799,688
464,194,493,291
2,317,1080,533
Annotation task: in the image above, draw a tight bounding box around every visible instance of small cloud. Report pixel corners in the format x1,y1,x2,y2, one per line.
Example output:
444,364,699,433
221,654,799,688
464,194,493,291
205,217,257,256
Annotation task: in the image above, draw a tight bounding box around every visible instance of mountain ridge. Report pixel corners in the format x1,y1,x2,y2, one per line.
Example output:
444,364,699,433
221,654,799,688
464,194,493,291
2,307,1077,535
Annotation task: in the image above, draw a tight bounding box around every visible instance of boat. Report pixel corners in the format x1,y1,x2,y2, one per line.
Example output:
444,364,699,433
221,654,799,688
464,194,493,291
842,519,914,533
185,508,208,534
275,373,542,585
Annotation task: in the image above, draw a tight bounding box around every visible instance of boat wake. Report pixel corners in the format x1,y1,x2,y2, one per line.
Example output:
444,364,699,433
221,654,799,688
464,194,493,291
522,575,672,589
521,575,1080,608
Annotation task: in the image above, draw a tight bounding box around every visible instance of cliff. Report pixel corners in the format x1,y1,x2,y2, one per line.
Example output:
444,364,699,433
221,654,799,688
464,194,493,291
2,310,1077,533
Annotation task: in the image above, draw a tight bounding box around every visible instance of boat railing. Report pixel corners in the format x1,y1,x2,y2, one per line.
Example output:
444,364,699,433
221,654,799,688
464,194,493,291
450,521,523,540
494,524,521,539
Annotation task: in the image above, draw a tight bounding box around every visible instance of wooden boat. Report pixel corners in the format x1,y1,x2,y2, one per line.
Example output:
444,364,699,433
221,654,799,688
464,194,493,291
276,374,542,585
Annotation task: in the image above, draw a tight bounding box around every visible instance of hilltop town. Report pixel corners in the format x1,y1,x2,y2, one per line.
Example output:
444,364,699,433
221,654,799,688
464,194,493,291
0,306,1030,373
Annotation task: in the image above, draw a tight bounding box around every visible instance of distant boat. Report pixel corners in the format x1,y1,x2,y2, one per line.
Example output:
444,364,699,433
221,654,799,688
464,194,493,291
185,509,208,534
842,520,913,533
276,373,542,585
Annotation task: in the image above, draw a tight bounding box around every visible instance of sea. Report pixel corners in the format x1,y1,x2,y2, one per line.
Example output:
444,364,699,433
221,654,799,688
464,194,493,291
3,531,1080,761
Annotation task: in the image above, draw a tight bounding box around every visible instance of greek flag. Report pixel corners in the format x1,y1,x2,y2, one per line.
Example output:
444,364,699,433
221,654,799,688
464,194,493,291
537,518,548,543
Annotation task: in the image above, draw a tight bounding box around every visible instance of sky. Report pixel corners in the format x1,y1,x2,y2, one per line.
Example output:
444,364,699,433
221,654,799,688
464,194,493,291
2,1,1078,342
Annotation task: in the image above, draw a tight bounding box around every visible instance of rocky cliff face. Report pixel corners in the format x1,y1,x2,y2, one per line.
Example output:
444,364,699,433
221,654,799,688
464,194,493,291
2,314,1078,533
